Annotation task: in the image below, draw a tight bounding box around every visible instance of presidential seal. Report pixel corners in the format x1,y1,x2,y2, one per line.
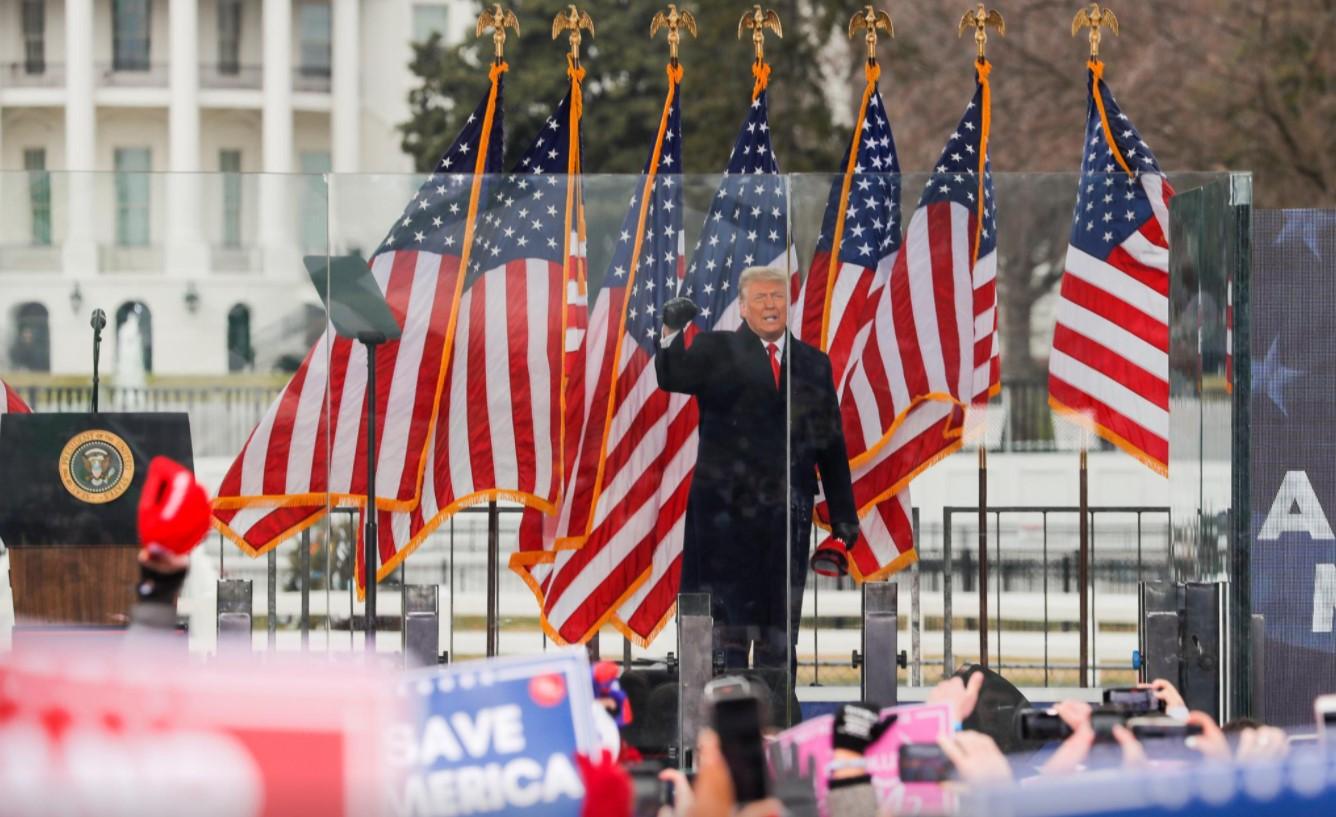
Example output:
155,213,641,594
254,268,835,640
59,430,135,504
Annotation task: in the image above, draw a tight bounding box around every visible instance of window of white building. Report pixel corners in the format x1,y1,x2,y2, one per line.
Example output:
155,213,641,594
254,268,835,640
218,0,243,75
114,148,151,247
24,149,50,247
10,302,50,373
20,0,45,75
112,0,152,71
220,150,243,248
299,151,330,254
298,3,332,78
227,304,253,372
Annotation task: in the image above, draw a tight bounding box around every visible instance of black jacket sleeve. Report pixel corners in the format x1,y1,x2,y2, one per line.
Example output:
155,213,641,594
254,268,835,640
814,355,858,528
654,331,711,396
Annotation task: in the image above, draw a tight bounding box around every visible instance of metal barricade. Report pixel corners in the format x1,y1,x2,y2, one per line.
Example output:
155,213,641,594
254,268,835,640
677,593,712,766
402,584,440,669
859,581,901,706
216,578,252,653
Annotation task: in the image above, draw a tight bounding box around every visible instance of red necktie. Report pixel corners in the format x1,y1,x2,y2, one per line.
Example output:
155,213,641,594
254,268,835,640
767,342,781,389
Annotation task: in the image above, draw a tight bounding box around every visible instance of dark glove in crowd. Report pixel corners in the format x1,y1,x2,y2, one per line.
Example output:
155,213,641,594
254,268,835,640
661,297,700,332
832,702,896,756
833,522,861,550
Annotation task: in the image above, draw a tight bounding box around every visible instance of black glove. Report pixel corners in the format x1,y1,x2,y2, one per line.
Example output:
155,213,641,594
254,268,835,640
661,297,700,332
832,702,896,756
833,521,861,550
137,563,187,605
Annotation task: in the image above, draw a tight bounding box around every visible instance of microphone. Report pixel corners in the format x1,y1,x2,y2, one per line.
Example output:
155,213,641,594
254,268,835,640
90,309,105,413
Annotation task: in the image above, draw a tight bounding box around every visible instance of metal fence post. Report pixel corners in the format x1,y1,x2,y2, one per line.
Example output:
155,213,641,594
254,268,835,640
267,548,277,650
943,509,953,675
403,584,440,669
300,529,311,649
862,582,899,706
678,593,712,767
1249,614,1265,721
217,579,252,653
911,507,921,687
486,501,499,657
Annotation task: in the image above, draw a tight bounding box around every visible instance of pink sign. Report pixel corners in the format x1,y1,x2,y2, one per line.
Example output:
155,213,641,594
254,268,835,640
769,703,954,816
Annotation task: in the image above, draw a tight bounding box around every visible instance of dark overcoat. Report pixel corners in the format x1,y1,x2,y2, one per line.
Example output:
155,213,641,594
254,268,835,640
655,323,858,634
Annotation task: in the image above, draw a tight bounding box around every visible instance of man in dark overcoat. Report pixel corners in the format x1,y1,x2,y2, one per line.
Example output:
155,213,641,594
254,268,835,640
656,266,860,671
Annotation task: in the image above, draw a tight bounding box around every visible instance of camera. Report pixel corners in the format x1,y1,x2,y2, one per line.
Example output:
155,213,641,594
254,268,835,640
1016,709,1073,742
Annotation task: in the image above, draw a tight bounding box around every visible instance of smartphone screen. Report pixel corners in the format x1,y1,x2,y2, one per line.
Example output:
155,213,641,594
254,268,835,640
1104,687,1162,715
898,743,954,782
712,696,770,803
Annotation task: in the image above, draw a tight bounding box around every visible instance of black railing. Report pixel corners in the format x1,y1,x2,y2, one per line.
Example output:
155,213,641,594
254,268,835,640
9,379,1077,456
13,382,284,458
941,505,1172,686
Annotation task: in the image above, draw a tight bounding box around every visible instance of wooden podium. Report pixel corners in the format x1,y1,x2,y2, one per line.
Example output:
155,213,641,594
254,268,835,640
0,412,193,625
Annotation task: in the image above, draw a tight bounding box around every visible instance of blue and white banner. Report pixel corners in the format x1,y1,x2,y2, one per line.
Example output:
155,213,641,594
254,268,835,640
975,753,1336,817
387,649,596,817
1250,209,1336,726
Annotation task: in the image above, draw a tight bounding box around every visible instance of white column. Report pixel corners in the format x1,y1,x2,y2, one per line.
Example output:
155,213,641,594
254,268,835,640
167,0,206,275
260,0,295,272
331,0,360,173
63,0,97,286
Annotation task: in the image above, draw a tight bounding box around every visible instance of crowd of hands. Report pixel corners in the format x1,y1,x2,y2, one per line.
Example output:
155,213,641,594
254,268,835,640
616,673,1291,817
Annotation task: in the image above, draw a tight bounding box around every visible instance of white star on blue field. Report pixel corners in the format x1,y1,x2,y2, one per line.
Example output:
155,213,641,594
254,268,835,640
1274,210,1336,259
1252,336,1301,416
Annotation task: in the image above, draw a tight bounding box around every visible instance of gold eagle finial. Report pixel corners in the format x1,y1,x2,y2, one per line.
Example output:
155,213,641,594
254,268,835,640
1072,4,1119,58
737,6,783,63
847,6,894,64
475,4,520,63
958,5,1005,60
650,4,698,65
552,5,595,66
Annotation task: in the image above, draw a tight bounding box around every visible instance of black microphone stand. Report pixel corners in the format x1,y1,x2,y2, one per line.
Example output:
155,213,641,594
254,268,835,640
90,309,106,413
359,330,386,649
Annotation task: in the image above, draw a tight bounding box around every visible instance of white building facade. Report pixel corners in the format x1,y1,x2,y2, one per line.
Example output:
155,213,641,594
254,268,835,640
0,0,473,379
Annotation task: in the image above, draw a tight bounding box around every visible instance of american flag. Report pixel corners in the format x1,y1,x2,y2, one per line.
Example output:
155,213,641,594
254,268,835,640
793,71,902,384
512,72,591,598
2,380,31,418
843,62,1000,523
211,70,506,558
792,64,917,581
536,67,687,646
612,81,791,643
1048,60,1172,475
372,86,584,587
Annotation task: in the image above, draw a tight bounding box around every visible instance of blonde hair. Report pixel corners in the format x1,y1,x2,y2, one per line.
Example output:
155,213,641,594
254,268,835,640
738,266,788,297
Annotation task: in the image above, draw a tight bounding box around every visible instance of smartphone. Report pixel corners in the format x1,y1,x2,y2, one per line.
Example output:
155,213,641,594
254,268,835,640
1316,694,1336,742
705,677,770,804
1016,709,1073,742
1104,687,1164,716
1128,720,1204,741
626,762,665,817
1090,706,1129,742
898,743,955,782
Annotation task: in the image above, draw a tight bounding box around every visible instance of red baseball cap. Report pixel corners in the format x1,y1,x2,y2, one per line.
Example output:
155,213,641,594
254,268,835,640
137,457,211,556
